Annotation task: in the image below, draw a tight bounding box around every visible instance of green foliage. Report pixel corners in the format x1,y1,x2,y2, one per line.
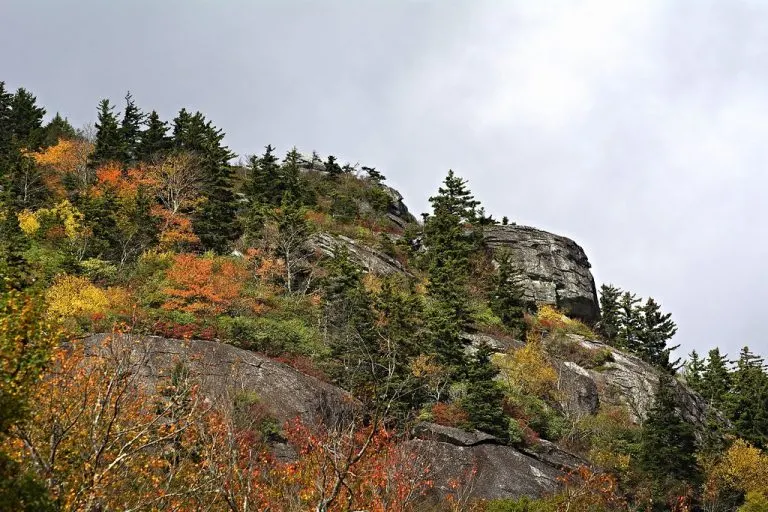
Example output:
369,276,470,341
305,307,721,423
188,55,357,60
639,373,699,486
598,284,622,342
483,496,555,512
738,492,768,512
91,98,122,167
220,315,323,357
463,342,507,438
727,347,768,448
490,249,527,336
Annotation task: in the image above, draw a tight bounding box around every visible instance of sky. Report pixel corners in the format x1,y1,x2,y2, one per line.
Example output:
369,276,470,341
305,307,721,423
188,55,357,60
2,0,767,359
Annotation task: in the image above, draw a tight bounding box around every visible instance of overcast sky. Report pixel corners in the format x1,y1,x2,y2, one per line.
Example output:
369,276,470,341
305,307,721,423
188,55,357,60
3,0,767,359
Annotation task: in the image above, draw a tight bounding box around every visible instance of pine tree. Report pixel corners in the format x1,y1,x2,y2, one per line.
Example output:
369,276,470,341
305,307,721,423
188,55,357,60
0,194,30,292
700,348,732,407
597,284,622,343
324,155,342,178
638,297,679,371
362,166,385,184
172,109,240,253
639,373,699,485
9,88,45,150
245,144,282,206
280,147,303,202
91,99,122,167
424,171,481,368
0,83,13,166
727,347,768,448
490,249,527,336
118,92,144,165
41,113,77,147
683,350,705,391
137,110,171,161
463,342,507,437
616,291,642,353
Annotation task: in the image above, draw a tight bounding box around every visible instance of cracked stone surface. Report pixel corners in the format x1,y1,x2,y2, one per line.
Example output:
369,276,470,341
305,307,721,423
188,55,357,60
83,333,356,425
483,224,600,323
409,423,587,501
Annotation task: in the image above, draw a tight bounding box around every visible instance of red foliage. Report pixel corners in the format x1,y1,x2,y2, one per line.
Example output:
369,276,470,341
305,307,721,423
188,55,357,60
274,354,331,383
431,402,470,428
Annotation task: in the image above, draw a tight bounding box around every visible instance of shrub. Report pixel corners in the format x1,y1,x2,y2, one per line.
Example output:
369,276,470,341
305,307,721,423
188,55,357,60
534,305,597,339
431,402,470,429
483,496,555,512
546,334,614,370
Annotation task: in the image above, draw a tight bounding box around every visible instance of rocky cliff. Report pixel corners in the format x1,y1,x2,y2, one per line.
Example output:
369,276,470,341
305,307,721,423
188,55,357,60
483,225,600,323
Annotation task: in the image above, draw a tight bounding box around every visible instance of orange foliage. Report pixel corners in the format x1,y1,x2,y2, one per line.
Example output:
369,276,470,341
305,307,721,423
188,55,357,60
556,466,626,511
151,205,199,250
32,138,94,195
162,254,249,315
431,402,470,428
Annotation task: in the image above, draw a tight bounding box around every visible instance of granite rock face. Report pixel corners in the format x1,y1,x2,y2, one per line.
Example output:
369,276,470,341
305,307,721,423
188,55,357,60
409,423,587,501
82,333,355,426
310,232,408,276
483,225,600,323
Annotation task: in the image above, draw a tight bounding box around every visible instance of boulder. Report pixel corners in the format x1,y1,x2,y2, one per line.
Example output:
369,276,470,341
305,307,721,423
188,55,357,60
483,225,600,323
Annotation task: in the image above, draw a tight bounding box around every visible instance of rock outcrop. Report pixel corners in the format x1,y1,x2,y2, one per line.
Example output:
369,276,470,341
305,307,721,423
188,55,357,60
82,333,355,425
483,225,600,323
546,334,718,430
409,423,586,500
310,232,408,275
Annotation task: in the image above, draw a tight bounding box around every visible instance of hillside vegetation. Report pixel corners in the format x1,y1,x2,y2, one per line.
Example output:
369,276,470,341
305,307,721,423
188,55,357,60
1,83,767,511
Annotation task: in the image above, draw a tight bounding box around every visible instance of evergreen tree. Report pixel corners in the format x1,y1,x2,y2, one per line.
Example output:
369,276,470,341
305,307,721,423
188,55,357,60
639,373,699,486
172,109,240,253
118,92,145,165
9,88,45,150
597,284,622,343
616,291,642,353
41,113,77,147
280,147,304,202
0,83,13,166
424,170,481,369
324,155,342,178
91,99,122,167
462,342,507,438
700,348,732,408
245,144,282,206
727,347,768,448
490,249,527,336
638,297,679,371
683,350,705,391
137,110,171,161
362,166,385,184
0,195,30,292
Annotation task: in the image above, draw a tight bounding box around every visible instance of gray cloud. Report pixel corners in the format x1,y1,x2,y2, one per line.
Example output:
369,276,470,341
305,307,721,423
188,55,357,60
3,0,766,358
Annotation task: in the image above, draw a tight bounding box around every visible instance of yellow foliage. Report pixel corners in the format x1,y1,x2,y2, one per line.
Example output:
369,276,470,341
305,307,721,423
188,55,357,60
535,304,596,339
17,209,40,235
46,274,110,321
706,439,768,497
32,200,84,240
495,341,558,399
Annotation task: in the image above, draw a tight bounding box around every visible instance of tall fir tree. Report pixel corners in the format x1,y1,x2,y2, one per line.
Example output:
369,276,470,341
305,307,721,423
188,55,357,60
424,170,481,369
616,291,642,353
639,373,699,488
683,350,705,391
41,113,77,147
597,284,622,343
90,99,122,167
9,88,45,150
137,110,171,161
700,348,732,408
245,144,282,206
638,297,679,371
490,249,527,337
172,109,240,253
280,147,304,202
118,92,144,165
727,347,768,448
462,342,507,438
0,82,13,166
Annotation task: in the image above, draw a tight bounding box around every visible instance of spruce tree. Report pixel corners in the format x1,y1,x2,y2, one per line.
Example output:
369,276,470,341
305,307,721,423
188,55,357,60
0,83,13,166
91,99,122,167
117,92,145,165
700,348,732,407
463,342,507,438
727,347,768,448
597,284,622,343
245,144,282,206
617,291,642,353
683,350,705,391
172,109,240,253
42,113,77,147
424,170,481,369
280,147,303,202
638,297,679,371
324,155,342,178
490,249,527,337
9,88,45,150
0,194,30,292
639,373,699,486
362,166,385,184
137,110,171,161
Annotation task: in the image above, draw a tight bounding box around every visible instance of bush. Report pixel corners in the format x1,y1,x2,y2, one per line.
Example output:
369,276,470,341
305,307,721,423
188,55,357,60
431,402,470,429
219,315,322,356
546,334,614,370
483,496,555,512
534,305,597,339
